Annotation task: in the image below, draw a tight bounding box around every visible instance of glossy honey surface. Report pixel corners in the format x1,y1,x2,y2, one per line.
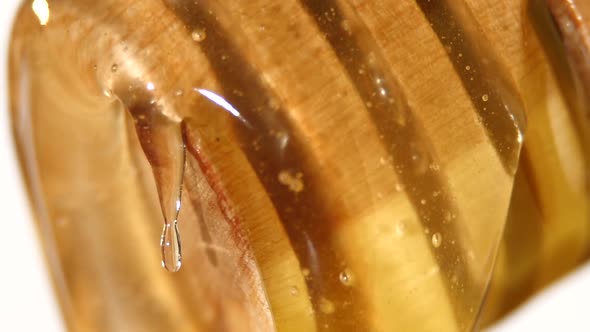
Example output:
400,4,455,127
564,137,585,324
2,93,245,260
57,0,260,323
8,0,590,331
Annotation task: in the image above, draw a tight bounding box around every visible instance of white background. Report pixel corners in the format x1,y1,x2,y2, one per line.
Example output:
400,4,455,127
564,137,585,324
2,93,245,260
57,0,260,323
0,1,588,331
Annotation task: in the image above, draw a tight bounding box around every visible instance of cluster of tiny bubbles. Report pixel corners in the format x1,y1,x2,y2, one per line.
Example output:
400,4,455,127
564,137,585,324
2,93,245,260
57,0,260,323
341,19,352,35
290,286,300,297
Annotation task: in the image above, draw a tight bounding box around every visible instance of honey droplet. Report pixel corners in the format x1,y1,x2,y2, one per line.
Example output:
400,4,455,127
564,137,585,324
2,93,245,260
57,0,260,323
161,222,182,272
131,112,186,272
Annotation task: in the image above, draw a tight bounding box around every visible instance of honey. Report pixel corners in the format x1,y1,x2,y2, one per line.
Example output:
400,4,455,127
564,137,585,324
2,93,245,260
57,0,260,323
8,0,590,331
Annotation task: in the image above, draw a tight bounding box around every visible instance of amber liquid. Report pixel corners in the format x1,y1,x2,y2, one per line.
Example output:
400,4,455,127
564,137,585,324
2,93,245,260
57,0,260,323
9,0,589,331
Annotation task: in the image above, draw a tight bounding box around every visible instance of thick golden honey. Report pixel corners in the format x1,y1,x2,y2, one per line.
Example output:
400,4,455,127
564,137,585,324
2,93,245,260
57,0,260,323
8,0,590,331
